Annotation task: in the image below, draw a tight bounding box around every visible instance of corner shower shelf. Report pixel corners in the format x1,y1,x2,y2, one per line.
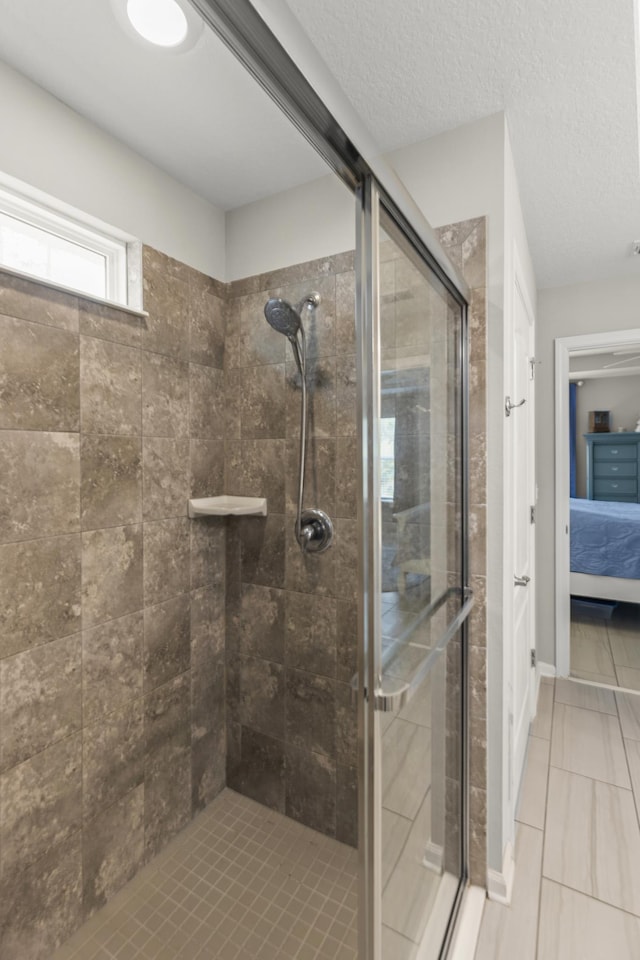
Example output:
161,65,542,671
187,496,267,519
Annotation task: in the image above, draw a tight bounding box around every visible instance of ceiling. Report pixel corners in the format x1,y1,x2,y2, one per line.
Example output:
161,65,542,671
0,0,638,288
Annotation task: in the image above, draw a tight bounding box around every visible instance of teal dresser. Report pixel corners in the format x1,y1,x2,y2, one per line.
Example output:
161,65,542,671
585,432,640,502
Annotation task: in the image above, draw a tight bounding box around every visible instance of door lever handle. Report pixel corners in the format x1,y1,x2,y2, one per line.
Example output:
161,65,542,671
514,574,531,587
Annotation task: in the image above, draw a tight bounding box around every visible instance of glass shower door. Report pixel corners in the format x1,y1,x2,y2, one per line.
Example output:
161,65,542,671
358,180,471,960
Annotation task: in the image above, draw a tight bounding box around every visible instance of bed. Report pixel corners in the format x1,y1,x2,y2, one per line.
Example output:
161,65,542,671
570,497,640,602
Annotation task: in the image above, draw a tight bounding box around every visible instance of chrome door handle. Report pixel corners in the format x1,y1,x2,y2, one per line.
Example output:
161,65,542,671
514,574,531,587
373,592,475,713
505,396,526,417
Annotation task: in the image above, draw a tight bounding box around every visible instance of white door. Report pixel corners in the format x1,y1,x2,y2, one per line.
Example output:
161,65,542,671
509,275,536,806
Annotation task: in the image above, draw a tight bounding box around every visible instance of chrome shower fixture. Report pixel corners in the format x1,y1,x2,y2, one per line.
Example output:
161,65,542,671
263,293,333,554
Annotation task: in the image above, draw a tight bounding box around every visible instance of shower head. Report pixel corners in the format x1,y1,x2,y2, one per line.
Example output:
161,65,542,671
263,298,301,341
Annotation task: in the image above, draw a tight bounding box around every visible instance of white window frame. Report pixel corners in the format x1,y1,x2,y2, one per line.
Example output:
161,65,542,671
0,182,133,307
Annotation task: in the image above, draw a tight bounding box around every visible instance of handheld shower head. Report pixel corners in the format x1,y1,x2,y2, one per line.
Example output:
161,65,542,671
263,298,301,341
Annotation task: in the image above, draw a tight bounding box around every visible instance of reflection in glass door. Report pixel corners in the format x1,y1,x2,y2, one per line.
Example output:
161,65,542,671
358,180,471,960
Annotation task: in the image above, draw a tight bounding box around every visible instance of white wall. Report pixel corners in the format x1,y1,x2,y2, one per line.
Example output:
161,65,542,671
226,174,354,280
0,59,226,279
574,376,640,496
536,274,640,665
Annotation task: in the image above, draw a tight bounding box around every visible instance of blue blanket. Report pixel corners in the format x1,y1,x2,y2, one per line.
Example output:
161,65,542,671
570,498,640,579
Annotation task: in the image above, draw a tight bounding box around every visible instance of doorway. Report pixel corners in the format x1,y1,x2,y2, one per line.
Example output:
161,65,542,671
554,330,640,685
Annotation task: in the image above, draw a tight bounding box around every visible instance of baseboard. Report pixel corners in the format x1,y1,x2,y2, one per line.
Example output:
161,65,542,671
449,885,485,960
486,840,515,905
537,661,556,680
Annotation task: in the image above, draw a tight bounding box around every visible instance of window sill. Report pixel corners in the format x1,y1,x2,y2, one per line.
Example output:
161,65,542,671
0,263,148,319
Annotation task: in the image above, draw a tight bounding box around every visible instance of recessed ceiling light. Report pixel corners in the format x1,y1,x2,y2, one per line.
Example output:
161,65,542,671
126,0,189,47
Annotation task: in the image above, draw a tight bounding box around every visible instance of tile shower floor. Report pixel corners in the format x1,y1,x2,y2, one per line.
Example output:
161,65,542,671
571,602,640,689
53,790,358,960
475,676,640,960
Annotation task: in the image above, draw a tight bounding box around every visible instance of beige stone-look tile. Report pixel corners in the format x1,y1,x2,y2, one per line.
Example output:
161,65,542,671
616,690,640,740
0,431,80,542
474,823,543,960
554,676,617,714
550,702,630,787
227,438,286,514
143,593,191,691
80,336,141,436
537,879,640,960
81,524,143,627
0,314,80,431
79,299,142,348
285,742,336,836
516,735,550,830
616,666,640,691
82,611,143,725
80,436,142,529
142,247,190,361
190,515,225,588
83,699,144,822
189,362,225,440
189,438,224,499
0,634,82,772
190,583,225,667
570,619,616,682
83,785,145,915
141,351,189,438
142,517,190,606
286,669,336,760
0,269,79,331
0,534,81,658
609,626,640,670
189,270,225,370
286,355,337,441
0,831,82,960
382,717,430,820
543,767,640,915
285,591,337,678
145,747,191,859
0,733,82,876
530,679,554,740
142,437,189,520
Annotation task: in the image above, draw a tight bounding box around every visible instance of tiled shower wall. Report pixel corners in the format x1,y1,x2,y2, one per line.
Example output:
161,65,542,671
0,250,226,959
224,254,359,846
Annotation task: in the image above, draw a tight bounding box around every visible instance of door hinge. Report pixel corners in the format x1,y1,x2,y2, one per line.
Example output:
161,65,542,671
530,505,536,524
529,357,540,380
530,649,537,668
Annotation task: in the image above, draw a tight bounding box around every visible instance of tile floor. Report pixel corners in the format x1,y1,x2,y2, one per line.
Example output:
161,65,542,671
52,789,358,960
570,602,640,689
474,676,640,960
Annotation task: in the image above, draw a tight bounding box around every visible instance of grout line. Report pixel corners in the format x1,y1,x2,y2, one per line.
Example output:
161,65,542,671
616,685,640,834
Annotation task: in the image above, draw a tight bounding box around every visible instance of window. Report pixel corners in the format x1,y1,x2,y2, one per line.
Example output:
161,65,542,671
380,416,396,501
0,184,130,305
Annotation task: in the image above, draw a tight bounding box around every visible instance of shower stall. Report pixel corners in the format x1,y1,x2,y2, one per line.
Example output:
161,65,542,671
0,2,483,959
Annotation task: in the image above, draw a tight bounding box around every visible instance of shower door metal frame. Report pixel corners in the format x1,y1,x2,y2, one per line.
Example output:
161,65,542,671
180,2,473,956
356,176,472,959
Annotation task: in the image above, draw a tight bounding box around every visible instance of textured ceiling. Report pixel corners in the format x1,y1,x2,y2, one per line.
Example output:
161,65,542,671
0,0,638,288
285,0,640,289
0,0,327,210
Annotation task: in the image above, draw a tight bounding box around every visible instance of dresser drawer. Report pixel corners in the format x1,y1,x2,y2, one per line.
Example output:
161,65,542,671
594,494,637,503
593,478,637,496
593,444,638,461
593,461,638,478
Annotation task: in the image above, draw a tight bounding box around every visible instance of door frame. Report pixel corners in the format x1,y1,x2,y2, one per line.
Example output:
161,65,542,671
554,327,640,675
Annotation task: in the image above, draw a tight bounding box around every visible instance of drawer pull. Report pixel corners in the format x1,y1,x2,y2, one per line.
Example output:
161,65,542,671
611,449,619,455
611,466,619,471
612,483,619,488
